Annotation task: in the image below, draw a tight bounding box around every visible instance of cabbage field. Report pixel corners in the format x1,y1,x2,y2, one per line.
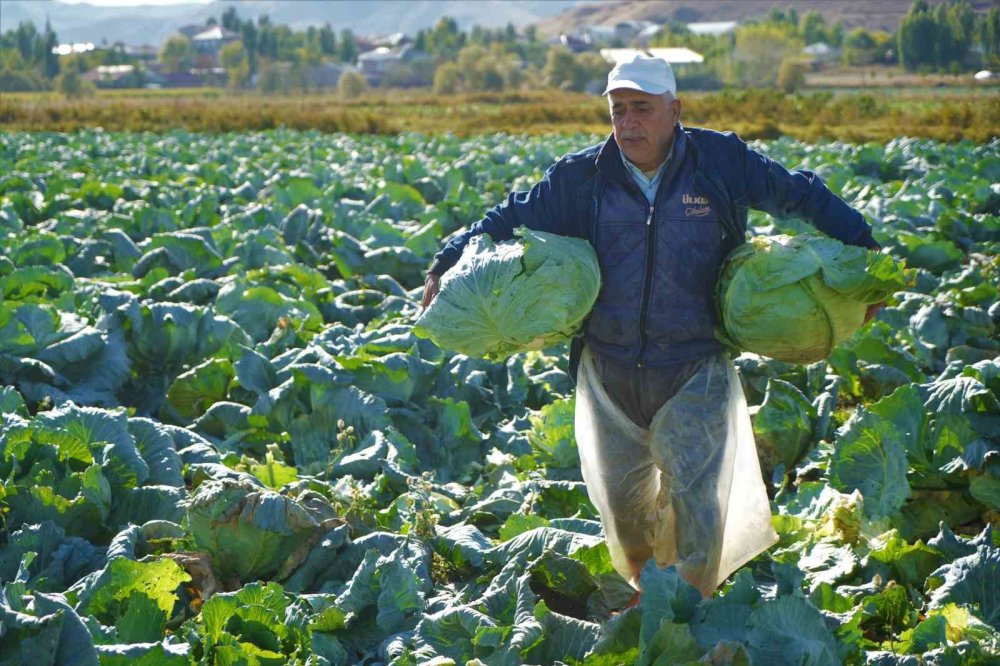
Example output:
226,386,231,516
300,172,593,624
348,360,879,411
0,130,998,665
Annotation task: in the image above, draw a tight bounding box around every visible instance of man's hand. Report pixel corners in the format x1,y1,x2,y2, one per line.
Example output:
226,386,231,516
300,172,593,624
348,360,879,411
864,302,885,324
421,273,441,310
863,241,885,324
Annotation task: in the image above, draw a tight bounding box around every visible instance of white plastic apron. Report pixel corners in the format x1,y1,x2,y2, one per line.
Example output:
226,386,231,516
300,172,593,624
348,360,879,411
575,348,778,596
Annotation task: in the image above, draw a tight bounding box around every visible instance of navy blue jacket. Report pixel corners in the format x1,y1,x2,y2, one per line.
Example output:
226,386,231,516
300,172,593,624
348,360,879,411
428,125,877,375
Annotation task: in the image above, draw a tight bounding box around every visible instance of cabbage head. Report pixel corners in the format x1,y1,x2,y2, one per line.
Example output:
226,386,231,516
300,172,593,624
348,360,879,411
716,233,912,363
414,227,601,360
186,478,337,582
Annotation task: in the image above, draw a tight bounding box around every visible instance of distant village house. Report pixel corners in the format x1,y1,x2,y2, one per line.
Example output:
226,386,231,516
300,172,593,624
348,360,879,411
356,43,431,87
599,47,705,66
82,64,141,88
191,26,240,59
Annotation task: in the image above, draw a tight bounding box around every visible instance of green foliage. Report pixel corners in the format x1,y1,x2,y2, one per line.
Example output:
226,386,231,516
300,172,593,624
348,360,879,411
543,46,589,92
219,40,249,88
731,23,804,88
776,58,807,93
75,556,191,635
0,18,58,86
157,35,193,74
337,70,367,99
899,0,988,72
433,61,461,95
55,68,94,99
842,28,880,66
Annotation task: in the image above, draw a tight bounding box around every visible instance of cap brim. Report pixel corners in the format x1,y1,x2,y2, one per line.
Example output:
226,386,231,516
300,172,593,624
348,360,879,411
602,79,670,96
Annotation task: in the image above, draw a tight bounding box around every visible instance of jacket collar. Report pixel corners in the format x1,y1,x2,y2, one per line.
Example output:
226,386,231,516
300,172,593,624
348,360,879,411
595,122,689,182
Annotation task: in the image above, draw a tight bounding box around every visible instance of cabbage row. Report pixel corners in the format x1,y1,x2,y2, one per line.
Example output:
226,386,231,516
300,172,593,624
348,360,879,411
0,130,998,665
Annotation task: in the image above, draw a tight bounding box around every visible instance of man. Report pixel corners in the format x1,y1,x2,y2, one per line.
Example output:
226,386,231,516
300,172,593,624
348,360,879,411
421,55,881,600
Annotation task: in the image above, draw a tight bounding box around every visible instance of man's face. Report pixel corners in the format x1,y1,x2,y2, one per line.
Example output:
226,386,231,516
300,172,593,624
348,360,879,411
609,88,681,172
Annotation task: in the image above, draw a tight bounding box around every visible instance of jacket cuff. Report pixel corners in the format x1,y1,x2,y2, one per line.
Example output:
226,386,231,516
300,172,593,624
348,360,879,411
843,226,880,251
855,231,881,251
428,259,448,276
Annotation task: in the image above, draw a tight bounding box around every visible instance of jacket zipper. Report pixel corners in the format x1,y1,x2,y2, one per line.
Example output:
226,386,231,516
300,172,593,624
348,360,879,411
635,203,656,368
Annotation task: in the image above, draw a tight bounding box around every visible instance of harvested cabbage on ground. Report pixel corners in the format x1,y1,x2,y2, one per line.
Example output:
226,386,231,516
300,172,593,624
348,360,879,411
716,233,913,363
413,226,601,360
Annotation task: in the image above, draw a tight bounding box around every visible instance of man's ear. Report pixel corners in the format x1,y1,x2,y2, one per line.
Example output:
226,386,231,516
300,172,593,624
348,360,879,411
672,98,682,123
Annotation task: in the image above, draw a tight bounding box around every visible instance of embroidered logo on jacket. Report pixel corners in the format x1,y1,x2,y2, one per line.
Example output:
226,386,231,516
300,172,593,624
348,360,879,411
682,193,711,217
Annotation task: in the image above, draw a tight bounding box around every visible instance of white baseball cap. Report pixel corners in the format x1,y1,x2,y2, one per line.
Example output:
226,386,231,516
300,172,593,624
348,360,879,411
603,54,677,96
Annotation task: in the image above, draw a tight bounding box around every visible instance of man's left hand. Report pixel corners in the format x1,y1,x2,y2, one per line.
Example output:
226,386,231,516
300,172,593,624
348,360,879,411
864,302,885,324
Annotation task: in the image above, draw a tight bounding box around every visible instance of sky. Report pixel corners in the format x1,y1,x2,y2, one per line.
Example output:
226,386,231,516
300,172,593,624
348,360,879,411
56,0,212,5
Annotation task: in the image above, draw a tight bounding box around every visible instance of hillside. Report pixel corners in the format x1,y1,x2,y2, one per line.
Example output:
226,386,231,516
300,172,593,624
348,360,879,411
0,0,579,47
536,0,996,37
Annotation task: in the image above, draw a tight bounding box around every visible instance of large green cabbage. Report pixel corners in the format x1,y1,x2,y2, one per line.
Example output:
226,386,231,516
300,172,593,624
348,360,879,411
186,478,338,582
716,233,912,363
413,227,601,360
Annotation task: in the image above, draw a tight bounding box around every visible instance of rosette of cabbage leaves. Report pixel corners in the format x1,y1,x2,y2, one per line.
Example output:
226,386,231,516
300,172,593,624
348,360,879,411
716,233,913,363
414,227,600,361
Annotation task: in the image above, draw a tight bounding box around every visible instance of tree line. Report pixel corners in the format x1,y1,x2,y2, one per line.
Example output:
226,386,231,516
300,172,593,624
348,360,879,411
2,1,998,97
899,0,999,72
650,1,999,91
0,20,59,91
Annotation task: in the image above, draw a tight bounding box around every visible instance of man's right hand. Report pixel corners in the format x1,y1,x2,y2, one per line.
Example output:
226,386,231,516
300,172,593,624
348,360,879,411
421,273,441,310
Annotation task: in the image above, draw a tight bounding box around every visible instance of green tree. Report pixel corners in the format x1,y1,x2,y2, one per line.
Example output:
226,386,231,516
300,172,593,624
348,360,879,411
768,7,789,25
42,19,59,78
829,20,845,47
1,19,62,80
433,61,460,94
481,64,504,91
799,11,827,44
337,69,367,98
505,23,517,44
0,48,48,91
543,46,586,91
288,59,309,92
457,44,489,90
981,8,1000,64
257,18,278,60
240,21,258,72
318,23,336,56
61,52,89,74
219,40,249,88
256,59,282,93
410,56,438,87
947,0,976,65
898,0,940,71
425,17,465,58
13,21,38,62
469,26,489,47
55,67,93,97
578,51,611,89
842,28,878,66
338,29,357,63
449,43,521,92
731,23,803,88
221,6,240,31
933,2,957,68
777,58,807,93
159,35,193,73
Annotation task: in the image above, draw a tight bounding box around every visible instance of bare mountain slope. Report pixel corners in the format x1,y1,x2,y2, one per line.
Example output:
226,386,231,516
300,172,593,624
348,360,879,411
0,0,579,47
537,0,995,37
